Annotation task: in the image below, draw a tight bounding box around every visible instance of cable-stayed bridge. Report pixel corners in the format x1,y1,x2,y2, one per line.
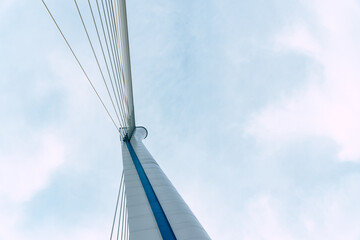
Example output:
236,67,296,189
42,1,211,239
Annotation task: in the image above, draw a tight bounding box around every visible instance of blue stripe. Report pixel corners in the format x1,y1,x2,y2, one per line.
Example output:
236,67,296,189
125,139,177,240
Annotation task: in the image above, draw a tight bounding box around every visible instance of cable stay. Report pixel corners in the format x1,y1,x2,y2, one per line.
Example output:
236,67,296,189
110,171,129,240
41,0,135,139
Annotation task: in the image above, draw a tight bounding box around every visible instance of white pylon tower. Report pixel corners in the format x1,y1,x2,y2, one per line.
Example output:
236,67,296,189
121,128,211,239
121,128,212,239
42,0,211,238
117,0,210,237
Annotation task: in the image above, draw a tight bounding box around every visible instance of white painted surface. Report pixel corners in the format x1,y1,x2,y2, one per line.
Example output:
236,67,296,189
122,130,162,240
122,128,211,240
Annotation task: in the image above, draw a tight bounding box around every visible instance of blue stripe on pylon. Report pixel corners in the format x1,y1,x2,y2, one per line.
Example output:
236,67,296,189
125,139,177,240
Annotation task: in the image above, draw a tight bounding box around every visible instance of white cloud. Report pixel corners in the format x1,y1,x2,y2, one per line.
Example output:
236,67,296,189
0,0,16,16
0,130,66,240
246,0,360,161
239,196,295,240
0,132,65,202
300,173,360,239
236,173,360,240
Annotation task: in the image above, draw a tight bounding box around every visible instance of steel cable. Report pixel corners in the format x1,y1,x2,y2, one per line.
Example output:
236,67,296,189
74,0,124,128
110,171,124,240
96,0,129,132
102,0,128,123
86,0,128,129
41,0,119,132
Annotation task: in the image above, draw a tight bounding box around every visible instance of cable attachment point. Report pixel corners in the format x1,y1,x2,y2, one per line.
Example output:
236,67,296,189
119,127,128,141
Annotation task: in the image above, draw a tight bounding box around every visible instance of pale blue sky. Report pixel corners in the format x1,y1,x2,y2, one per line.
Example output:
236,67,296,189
1,0,360,239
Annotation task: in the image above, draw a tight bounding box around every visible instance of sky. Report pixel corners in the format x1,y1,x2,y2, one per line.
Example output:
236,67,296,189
1,0,360,239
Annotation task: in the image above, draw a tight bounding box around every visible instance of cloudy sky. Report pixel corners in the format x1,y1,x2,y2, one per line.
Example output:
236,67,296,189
1,0,360,239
